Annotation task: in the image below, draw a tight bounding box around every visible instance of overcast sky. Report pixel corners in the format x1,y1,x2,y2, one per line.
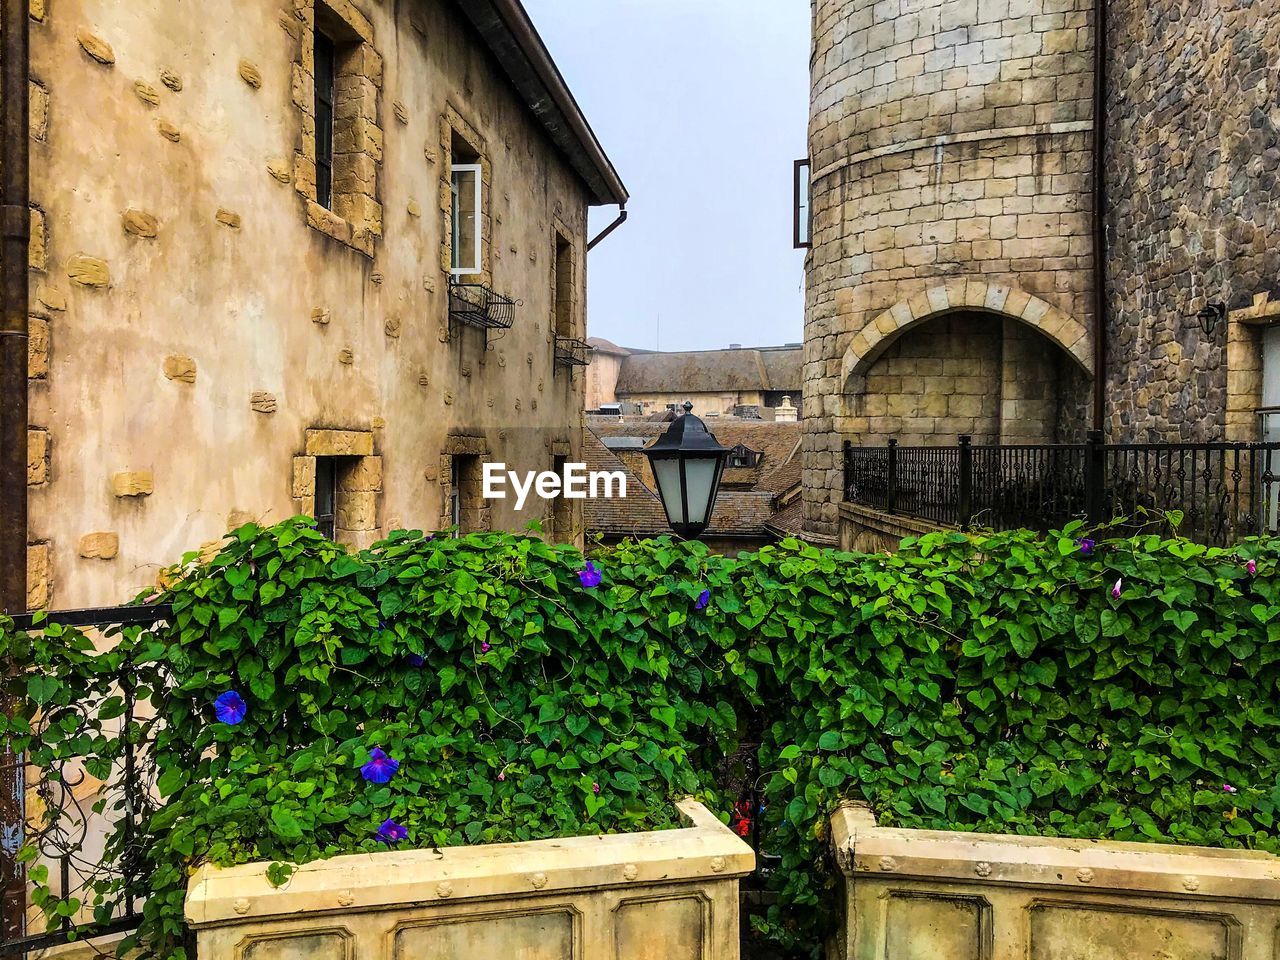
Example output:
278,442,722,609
522,0,811,353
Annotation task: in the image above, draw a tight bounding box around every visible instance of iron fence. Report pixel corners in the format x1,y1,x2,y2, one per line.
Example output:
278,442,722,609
1,603,172,958
843,433,1280,545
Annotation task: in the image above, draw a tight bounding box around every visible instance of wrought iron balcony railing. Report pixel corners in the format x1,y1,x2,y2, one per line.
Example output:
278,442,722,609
553,337,593,367
448,280,517,330
843,434,1280,547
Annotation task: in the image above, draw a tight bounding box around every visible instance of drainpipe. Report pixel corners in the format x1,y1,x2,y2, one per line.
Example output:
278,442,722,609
0,0,29,939
1091,0,1108,432
587,204,627,252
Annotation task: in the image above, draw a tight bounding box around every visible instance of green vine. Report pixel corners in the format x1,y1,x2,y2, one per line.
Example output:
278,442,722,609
2,517,1278,958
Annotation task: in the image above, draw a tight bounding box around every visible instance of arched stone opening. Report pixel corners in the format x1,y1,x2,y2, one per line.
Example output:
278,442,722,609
844,308,1092,446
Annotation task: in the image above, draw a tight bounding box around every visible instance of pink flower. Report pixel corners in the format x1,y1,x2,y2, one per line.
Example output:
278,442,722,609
497,771,506,781
592,782,601,795
1223,783,1238,794
481,641,491,653
1111,578,1122,599
1247,559,1257,576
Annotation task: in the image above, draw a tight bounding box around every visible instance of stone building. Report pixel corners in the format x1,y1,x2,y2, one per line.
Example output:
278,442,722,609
13,0,627,607
1104,0,1280,445
800,0,1280,540
587,340,803,418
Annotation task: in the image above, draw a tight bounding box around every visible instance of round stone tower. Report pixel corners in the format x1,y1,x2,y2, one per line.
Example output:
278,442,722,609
803,0,1098,540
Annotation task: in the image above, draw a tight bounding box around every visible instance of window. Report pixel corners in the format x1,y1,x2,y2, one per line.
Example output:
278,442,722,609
449,454,483,535
793,158,811,249
314,457,338,539
451,159,482,275
449,458,461,534
314,28,336,210
552,455,572,540
554,234,573,337
726,444,762,469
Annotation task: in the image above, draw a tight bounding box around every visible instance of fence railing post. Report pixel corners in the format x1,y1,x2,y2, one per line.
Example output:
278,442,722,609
842,439,852,501
886,439,898,515
957,435,972,530
1084,429,1105,525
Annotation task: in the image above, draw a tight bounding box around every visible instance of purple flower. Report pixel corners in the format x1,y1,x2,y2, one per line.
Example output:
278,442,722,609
578,561,602,589
360,747,400,784
1077,537,1096,556
405,653,425,667
1223,783,1238,794
592,781,601,795
213,691,247,726
375,818,408,844
481,642,491,653
1247,559,1257,576
1111,578,1123,600
695,589,711,611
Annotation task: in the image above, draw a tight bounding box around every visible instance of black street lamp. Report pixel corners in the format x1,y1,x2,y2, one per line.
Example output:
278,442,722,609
642,401,730,539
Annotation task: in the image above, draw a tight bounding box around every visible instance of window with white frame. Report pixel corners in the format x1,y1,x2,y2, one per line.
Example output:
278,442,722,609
451,163,481,275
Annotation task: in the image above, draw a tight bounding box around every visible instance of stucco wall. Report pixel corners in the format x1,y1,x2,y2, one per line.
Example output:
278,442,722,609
1103,0,1280,443
830,802,1280,960
803,0,1098,538
585,348,625,410
25,0,594,607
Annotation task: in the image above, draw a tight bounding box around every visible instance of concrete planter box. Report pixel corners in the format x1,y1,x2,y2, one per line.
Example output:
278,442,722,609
829,802,1280,960
185,798,753,959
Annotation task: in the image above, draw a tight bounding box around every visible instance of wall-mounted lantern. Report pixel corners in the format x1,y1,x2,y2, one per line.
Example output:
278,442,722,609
1197,302,1226,337
642,402,729,540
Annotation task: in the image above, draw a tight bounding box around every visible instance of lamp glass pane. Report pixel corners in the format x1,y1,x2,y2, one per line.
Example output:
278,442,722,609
652,459,685,525
682,457,720,525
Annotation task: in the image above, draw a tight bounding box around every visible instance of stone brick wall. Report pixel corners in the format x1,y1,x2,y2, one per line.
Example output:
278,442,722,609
803,0,1099,538
25,0,592,606
1103,0,1280,442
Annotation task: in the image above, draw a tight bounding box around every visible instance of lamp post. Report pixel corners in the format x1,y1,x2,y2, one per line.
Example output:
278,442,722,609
642,401,730,540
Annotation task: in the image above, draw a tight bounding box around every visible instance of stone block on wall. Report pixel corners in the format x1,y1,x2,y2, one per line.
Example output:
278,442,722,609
111,471,154,498
305,429,373,457
27,541,50,609
28,316,48,379
78,533,119,560
27,429,48,485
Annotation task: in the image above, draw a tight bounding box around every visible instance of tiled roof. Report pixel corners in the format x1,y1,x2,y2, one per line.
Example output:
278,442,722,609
764,499,807,537
612,346,802,395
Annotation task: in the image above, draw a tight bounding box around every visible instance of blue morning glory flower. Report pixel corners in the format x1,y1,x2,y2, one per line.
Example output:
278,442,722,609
578,561,602,589
360,747,400,784
695,589,711,611
376,818,408,844
213,691,246,725
405,653,425,667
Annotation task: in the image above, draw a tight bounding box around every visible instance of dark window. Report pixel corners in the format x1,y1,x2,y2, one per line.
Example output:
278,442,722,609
793,158,811,249
554,235,573,337
449,454,483,536
314,29,337,210
727,444,762,469
552,455,572,538
315,457,338,539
